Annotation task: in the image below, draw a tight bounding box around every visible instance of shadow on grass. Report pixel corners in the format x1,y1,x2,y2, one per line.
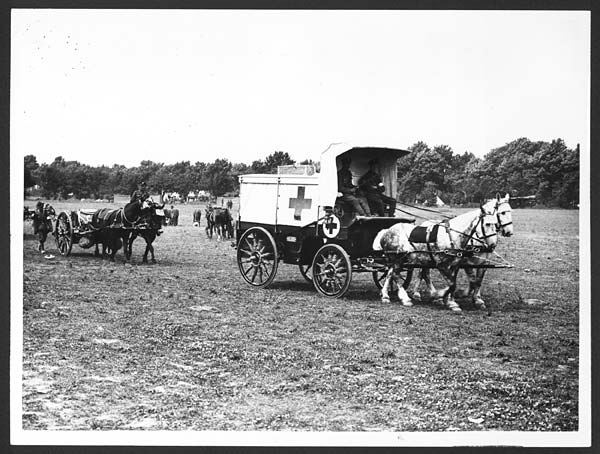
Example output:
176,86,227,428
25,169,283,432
268,280,315,293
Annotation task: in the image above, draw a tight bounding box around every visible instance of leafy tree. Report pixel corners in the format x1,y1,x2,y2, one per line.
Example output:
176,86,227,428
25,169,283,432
204,159,234,196
24,155,39,189
252,151,295,174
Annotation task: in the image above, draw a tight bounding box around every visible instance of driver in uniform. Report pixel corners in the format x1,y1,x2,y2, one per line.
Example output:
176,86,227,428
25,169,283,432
337,156,371,216
359,159,397,216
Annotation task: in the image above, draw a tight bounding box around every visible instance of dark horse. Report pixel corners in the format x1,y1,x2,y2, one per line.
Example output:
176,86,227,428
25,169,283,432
205,206,215,238
211,207,233,240
90,198,152,261
126,202,165,263
31,201,56,254
192,208,202,226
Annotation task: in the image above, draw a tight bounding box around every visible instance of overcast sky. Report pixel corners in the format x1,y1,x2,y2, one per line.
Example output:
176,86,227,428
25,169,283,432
11,9,589,167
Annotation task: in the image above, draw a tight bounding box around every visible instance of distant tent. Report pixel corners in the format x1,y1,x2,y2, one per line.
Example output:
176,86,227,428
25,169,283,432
435,195,446,207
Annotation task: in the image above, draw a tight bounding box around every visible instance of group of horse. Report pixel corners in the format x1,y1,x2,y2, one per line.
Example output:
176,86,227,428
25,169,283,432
193,206,234,240
372,193,513,312
88,198,166,263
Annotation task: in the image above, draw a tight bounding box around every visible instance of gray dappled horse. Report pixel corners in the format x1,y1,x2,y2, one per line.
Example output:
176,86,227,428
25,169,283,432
413,194,514,310
31,202,55,254
372,199,500,312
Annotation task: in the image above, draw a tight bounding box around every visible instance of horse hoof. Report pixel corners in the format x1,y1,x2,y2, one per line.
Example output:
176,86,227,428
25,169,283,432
381,297,391,304
401,300,413,307
412,291,421,302
474,300,486,310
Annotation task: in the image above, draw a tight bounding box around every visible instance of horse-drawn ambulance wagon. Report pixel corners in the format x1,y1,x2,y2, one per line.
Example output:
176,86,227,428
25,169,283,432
235,143,416,297
235,143,514,307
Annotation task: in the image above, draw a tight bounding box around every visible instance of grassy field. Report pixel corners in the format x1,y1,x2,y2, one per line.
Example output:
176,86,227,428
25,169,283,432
20,200,580,432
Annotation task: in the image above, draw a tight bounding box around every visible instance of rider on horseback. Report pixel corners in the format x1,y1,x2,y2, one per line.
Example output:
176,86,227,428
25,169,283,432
131,181,150,204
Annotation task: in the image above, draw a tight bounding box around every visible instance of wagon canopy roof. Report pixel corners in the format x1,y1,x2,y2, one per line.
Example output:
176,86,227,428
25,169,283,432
318,142,410,208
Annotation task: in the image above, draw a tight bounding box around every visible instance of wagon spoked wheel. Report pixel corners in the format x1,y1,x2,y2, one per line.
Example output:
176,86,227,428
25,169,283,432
311,243,352,298
237,227,278,288
373,267,413,290
299,263,313,283
54,212,73,256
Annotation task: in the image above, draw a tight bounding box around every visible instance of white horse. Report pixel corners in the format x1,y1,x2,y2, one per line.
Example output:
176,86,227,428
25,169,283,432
372,199,500,312
413,194,513,310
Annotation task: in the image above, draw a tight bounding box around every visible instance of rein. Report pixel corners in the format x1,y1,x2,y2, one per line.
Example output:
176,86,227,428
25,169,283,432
496,202,513,231
395,202,453,220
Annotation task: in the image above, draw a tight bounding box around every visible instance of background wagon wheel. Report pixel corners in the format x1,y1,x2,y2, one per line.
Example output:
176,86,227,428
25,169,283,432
373,267,413,290
299,263,313,283
54,212,73,256
237,227,278,288
311,243,352,298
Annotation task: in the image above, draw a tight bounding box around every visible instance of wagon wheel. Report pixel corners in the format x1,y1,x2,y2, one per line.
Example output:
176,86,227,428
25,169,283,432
299,263,313,283
54,212,73,256
373,267,413,291
311,243,352,298
237,227,278,288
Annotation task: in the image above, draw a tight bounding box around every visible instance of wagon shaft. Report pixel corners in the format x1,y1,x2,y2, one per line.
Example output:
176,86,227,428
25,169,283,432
385,250,513,269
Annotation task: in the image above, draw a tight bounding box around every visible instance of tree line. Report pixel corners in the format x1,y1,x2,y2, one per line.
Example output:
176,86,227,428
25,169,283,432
398,138,579,207
24,138,579,207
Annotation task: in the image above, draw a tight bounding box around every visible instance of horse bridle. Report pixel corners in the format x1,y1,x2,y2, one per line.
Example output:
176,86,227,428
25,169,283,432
495,200,513,232
474,207,499,243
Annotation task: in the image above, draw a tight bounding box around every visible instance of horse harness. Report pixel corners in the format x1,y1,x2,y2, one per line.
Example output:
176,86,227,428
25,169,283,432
408,207,499,260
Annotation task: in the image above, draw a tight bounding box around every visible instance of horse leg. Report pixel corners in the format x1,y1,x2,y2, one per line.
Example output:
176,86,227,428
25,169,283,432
380,267,395,303
38,231,47,254
127,233,137,261
123,232,131,261
415,268,442,302
141,234,149,263
437,266,461,312
148,240,155,264
396,283,413,306
395,266,413,307
464,268,487,309
142,243,149,263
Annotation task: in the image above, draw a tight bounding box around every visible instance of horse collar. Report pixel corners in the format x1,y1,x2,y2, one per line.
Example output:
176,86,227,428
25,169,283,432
121,206,139,225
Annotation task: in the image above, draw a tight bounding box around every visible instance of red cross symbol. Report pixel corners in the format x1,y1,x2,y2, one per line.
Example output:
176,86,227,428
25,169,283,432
325,218,338,235
289,186,312,221
322,214,340,238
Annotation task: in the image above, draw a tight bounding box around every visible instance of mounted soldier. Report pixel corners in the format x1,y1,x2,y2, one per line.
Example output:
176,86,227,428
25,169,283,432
131,181,150,204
